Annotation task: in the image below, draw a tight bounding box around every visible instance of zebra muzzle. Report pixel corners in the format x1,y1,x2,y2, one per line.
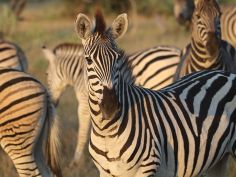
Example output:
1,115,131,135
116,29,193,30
205,32,220,57
100,86,120,120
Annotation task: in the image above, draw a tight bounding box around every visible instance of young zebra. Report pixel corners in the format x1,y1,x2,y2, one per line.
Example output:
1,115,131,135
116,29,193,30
173,0,236,47
75,11,236,177
0,68,61,177
0,40,28,71
42,42,181,167
175,0,236,80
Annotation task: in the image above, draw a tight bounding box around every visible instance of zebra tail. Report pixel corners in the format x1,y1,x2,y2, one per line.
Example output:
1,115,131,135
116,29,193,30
45,95,62,177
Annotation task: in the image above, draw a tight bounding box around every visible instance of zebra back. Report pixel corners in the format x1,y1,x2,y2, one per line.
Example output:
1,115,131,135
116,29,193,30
128,45,181,90
0,40,28,71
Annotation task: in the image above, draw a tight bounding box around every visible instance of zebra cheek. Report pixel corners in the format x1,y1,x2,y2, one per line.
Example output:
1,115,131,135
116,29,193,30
100,86,120,120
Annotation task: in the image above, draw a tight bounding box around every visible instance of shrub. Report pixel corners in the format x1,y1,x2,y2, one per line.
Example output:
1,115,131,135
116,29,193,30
0,5,17,38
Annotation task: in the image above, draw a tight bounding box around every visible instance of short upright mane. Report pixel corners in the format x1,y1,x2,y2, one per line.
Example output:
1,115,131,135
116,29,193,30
94,11,106,34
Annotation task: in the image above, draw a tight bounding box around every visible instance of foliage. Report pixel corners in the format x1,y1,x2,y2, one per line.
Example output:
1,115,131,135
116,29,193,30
0,5,17,38
59,0,173,16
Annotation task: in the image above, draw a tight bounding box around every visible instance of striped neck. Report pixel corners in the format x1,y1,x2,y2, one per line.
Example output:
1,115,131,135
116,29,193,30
188,38,223,72
56,50,84,89
88,54,131,136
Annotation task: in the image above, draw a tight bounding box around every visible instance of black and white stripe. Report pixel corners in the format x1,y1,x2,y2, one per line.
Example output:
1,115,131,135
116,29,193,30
0,68,61,177
42,42,181,166
76,12,236,177
173,0,236,48
0,40,27,71
175,0,236,80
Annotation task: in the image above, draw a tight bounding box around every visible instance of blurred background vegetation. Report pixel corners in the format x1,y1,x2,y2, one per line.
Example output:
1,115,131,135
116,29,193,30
0,0,236,177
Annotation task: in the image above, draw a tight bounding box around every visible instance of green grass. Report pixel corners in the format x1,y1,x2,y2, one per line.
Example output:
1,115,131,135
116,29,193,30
0,0,235,177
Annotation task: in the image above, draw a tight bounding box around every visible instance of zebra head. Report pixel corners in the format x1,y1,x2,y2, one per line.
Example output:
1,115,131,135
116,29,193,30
75,11,128,95
173,0,194,25
192,0,222,57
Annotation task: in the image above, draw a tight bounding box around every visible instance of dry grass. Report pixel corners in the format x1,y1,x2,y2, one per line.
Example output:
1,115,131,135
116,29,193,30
0,0,235,177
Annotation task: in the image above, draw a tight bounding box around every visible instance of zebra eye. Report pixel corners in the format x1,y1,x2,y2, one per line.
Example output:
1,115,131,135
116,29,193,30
85,57,93,65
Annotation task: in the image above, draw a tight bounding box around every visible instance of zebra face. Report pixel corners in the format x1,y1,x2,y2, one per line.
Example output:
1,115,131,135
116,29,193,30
173,0,194,24
75,12,128,92
193,0,221,50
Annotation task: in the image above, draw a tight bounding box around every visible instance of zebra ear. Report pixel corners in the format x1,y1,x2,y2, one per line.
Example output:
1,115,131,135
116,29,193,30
75,13,92,40
111,13,128,39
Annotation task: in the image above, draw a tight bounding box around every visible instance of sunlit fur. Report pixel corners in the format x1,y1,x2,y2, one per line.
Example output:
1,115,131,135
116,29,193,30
221,5,236,48
0,68,61,177
175,0,236,80
0,40,28,71
43,42,181,166
80,12,236,177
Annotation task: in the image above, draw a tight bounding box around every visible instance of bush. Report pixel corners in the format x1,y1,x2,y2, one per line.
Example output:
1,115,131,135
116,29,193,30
0,5,17,38
60,0,174,16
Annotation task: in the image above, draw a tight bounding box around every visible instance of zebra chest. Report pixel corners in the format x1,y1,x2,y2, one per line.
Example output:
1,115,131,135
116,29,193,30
90,135,138,177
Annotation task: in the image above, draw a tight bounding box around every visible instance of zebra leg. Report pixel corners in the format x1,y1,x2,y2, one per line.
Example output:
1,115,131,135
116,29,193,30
204,155,229,177
70,94,91,167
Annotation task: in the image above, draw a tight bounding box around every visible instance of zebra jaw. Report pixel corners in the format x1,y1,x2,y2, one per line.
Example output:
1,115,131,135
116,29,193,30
99,86,120,120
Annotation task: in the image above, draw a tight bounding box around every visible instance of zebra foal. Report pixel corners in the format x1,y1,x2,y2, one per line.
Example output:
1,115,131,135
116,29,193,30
75,11,236,177
0,68,61,177
42,42,181,167
0,40,28,71
175,0,236,80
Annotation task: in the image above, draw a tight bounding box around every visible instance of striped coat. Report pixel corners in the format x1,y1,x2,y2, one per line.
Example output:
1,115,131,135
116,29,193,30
76,12,236,177
0,40,27,71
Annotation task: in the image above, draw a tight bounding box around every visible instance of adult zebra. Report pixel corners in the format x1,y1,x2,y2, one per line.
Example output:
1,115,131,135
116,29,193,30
0,40,28,71
0,68,62,177
42,42,181,167
173,0,236,47
175,0,236,80
75,11,236,177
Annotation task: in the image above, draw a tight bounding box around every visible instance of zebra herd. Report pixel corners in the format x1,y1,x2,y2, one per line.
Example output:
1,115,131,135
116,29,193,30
0,0,236,176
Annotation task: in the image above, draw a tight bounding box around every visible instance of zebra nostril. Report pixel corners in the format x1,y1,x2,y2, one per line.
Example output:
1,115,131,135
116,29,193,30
177,12,188,25
179,12,184,19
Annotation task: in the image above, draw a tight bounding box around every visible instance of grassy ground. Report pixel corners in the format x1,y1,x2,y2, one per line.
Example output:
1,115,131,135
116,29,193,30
0,0,236,177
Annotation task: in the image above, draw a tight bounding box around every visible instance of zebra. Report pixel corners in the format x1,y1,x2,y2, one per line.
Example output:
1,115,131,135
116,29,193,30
173,0,236,47
0,39,28,71
0,68,62,177
174,0,236,80
75,11,236,177
221,4,236,48
42,42,181,167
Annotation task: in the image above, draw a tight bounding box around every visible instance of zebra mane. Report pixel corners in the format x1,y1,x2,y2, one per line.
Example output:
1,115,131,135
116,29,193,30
94,10,107,35
117,50,134,84
195,0,220,14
